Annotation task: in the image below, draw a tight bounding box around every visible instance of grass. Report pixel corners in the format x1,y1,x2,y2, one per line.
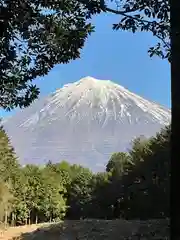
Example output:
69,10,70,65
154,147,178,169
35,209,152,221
0,219,169,240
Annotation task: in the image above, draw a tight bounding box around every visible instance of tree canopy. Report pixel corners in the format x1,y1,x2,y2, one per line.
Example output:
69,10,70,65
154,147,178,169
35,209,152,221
105,0,170,61
106,152,133,177
0,0,101,110
0,0,171,110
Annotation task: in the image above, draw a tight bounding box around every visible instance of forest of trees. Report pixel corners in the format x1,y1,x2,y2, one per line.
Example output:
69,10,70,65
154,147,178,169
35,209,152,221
0,124,170,226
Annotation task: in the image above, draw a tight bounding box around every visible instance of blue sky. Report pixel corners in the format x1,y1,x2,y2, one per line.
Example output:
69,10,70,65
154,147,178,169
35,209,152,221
1,12,170,118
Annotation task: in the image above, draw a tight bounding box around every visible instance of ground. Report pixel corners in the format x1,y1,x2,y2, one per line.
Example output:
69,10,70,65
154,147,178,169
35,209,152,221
0,219,169,240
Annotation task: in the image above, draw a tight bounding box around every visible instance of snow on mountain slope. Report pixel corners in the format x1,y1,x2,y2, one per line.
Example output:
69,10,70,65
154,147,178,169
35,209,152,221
3,76,171,172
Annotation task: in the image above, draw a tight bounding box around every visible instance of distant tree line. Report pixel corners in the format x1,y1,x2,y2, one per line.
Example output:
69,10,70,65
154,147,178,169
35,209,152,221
0,124,170,226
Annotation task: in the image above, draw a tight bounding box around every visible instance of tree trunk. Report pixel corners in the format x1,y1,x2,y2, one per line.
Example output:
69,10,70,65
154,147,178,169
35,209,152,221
4,210,8,227
11,212,15,227
28,210,31,225
35,215,38,225
170,0,180,239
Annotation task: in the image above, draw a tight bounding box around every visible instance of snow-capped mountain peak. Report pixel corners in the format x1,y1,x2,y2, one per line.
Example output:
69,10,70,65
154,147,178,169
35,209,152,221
3,77,171,172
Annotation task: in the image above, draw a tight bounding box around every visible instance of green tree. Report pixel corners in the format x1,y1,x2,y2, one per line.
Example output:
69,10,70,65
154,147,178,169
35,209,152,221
42,164,67,222
10,169,29,226
89,172,113,219
0,181,14,226
47,161,73,188
0,124,24,226
0,125,20,183
0,0,101,110
12,163,67,225
117,126,170,219
21,165,46,224
106,152,134,177
66,166,93,219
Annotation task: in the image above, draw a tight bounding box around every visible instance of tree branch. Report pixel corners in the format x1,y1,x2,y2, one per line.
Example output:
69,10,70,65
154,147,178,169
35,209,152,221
105,7,154,25
105,7,137,15
105,7,170,48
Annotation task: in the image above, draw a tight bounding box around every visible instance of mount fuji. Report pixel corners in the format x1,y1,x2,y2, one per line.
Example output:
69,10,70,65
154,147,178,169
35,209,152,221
3,77,171,172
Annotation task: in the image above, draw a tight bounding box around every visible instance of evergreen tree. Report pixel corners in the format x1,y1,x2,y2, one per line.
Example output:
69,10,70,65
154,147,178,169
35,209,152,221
0,181,14,225
0,125,19,225
0,125,19,183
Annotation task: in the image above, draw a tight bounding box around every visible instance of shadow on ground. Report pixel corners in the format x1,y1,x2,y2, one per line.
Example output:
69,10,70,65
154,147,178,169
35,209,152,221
13,219,169,240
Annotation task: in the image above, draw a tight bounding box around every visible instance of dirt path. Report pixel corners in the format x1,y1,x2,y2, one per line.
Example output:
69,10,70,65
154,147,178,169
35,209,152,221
0,219,169,240
0,223,49,240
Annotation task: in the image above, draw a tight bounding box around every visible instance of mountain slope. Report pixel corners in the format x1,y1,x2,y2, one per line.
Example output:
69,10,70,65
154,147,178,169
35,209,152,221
3,76,171,171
